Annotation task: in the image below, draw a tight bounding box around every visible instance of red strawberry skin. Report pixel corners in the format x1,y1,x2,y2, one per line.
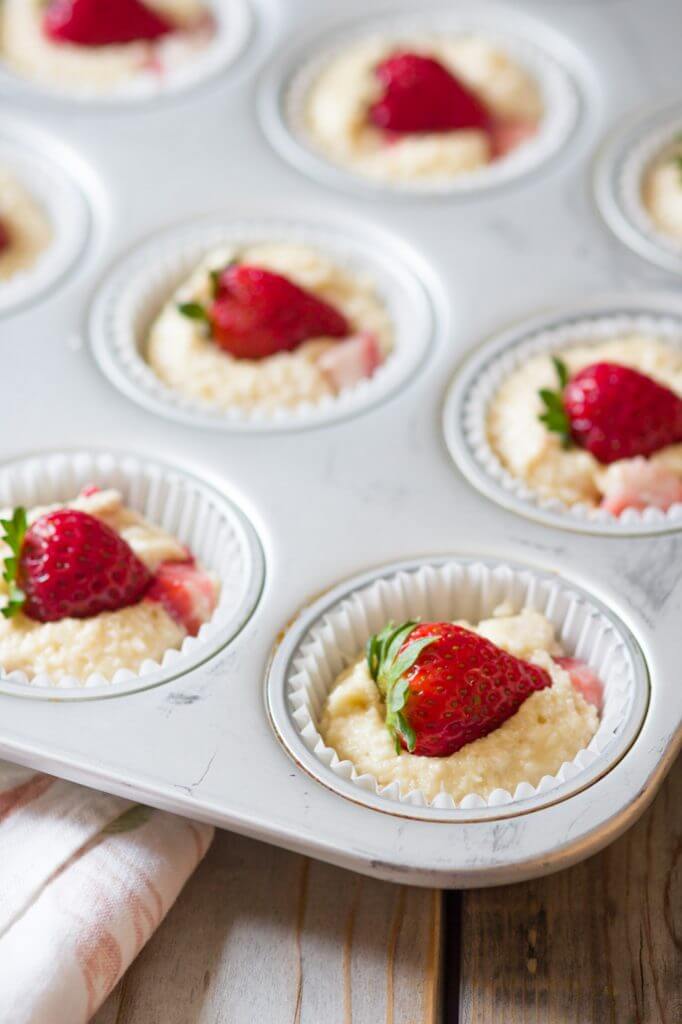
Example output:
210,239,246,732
0,220,10,253
369,52,490,134
371,622,551,758
564,363,682,464
19,510,152,622
44,0,173,47
209,264,350,360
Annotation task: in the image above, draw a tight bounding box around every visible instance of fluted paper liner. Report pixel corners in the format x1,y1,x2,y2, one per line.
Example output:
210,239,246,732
264,6,581,196
451,312,682,534
89,217,434,431
0,450,263,698
281,560,643,812
606,106,682,273
0,133,89,315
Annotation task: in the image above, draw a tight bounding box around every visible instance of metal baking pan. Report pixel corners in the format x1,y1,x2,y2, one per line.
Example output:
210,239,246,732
0,0,679,887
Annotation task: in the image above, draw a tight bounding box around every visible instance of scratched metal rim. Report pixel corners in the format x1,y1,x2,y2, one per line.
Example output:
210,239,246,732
443,296,682,536
266,555,649,824
0,449,265,701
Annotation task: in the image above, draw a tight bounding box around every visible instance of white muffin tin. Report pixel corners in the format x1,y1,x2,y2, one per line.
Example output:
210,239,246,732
0,0,679,887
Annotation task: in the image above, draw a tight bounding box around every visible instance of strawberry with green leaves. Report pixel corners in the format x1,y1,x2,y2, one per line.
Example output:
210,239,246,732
1,507,152,623
538,357,682,464
178,263,350,361
366,620,551,757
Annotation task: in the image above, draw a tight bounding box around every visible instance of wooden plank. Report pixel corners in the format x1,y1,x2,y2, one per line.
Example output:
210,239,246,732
458,756,682,1024
94,831,441,1024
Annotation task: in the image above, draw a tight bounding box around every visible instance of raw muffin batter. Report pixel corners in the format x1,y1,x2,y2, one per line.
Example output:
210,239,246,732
0,169,52,281
642,137,682,240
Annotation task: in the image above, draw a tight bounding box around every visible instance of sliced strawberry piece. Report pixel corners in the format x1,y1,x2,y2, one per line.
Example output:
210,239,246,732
556,657,603,711
599,459,682,515
367,621,551,757
0,219,11,253
146,560,217,637
208,264,349,360
1,507,152,623
489,118,538,159
539,358,682,465
80,484,101,498
369,52,490,134
318,331,382,391
44,0,173,47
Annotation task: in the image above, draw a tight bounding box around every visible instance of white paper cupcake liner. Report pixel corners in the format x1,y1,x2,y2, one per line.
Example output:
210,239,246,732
0,119,91,315
443,306,682,536
259,3,582,197
89,215,436,431
0,450,264,700
594,101,682,274
266,557,648,821
0,0,251,107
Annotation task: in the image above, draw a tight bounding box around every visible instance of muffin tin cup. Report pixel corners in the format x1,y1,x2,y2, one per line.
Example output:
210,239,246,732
266,556,649,823
259,2,582,198
443,304,682,536
0,450,265,700
0,0,252,107
594,101,682,274
0,119,91,316
89,215,437,431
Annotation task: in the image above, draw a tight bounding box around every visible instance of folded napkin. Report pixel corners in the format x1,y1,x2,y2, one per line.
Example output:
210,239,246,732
0,761,213,1024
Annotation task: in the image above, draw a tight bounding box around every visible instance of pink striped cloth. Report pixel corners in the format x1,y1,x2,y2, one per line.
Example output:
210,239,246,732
0,761,213,1023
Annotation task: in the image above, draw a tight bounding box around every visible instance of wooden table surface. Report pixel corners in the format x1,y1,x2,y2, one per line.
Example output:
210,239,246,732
96,757,680,1024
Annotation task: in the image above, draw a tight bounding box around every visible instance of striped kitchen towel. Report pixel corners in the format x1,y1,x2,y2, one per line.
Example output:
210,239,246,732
0,761,213,1024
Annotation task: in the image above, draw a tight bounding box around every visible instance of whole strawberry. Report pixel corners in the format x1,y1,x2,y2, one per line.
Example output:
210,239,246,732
1,508,152,622
369,52,490,134
539,357,682,464
366,620,551,757
178,264,350,360
44,0,173,47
